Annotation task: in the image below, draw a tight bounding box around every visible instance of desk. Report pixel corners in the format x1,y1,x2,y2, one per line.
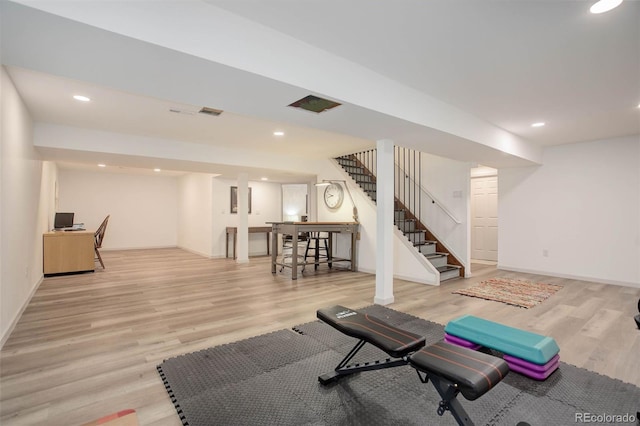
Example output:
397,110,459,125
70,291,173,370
268,222,359,280
226,226,271,259
43,230,95,275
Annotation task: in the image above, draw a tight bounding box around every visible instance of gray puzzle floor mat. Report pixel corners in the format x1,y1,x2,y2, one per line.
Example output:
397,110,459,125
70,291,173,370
157,305,640,426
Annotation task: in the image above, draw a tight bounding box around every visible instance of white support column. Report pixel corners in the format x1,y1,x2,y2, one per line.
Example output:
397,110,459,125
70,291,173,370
375,139,395,305
236,173,249,263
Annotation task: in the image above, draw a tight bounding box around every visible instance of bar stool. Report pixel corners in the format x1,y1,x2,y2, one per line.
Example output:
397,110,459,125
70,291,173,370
304,232,331,270
280,233,308,272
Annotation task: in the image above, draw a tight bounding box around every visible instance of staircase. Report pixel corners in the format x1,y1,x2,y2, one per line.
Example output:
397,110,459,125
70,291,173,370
336,154,463,281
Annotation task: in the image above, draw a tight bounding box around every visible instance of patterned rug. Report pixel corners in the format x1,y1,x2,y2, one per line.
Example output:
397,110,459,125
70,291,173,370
453,278,563,308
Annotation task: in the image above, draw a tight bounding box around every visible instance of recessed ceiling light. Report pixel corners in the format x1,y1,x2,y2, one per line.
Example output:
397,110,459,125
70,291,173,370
261,177,268,181
273,131,285,136
531,122,545,128
97,164,106,168
73,95,91,102
590,0,623,14
153,168,161,172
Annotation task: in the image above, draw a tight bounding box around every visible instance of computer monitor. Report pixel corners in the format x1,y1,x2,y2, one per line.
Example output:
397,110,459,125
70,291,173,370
54,212,74,229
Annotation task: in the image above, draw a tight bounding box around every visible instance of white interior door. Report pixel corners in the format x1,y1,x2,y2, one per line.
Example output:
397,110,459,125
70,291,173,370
471,175,498,261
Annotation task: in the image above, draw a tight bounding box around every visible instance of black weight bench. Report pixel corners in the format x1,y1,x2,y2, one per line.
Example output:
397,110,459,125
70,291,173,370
317,305,509,426
317,305,426,384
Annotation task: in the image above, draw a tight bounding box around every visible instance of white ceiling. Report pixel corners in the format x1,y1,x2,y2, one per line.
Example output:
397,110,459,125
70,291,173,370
7,67,373,178
2,0,639,180
207,0,640,146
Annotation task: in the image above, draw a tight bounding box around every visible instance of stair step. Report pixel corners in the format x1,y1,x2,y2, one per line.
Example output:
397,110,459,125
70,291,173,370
336,157,358,167
417,241,437,255
395,219,416,232
438,265,462,281
425,252,448,268
342,166,365,174
353,174,373,183
437,264,461,272
405,230,426,244
358,182,376,191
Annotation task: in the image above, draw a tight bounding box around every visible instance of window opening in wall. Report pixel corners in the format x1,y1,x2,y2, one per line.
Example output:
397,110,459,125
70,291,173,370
282,184,308,222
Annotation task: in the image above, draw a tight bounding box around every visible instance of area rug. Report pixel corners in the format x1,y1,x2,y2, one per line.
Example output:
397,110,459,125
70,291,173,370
453,278,563,308
157,305,639,426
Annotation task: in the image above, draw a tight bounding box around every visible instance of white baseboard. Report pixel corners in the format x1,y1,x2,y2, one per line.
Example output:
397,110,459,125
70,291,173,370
393,272,438,286
102,245,178,251
1,275,43,350
374,296,395,305
358,266,438,286
175,245,214,259
176,245,267,260
497,264,640,289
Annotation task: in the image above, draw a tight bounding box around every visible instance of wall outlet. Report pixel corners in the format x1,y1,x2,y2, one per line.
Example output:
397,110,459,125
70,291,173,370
543,249,549,257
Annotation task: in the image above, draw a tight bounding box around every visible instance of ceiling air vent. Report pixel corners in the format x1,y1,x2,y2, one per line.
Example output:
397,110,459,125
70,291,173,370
288,95,341,113
199,106,223,116
169,108,194,115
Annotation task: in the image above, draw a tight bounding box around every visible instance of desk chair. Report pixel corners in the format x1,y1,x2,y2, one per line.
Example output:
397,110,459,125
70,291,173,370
94,215,110,269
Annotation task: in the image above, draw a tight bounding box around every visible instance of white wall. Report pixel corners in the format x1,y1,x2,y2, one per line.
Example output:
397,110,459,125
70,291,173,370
57,169,179,250
417,152,471,269
499,136,640,287
211,178,283,258
1,67,55,346
177,173,214,257
53,169,286,259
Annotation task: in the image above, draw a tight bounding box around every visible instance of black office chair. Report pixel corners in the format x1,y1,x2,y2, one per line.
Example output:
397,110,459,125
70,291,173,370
94,215,110,269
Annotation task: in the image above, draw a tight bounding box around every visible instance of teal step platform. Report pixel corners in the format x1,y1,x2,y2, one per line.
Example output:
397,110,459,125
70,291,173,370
444,314,559,365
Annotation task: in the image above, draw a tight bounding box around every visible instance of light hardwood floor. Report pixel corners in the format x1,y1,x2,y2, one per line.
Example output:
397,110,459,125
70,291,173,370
1,248,638,425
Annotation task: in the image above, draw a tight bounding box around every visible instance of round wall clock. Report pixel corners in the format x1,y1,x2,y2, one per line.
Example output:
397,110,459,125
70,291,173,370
323,182,344,210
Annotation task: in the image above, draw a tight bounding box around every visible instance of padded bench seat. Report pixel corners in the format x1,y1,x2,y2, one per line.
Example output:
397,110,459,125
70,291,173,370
409,341,509,401
317,305,426,358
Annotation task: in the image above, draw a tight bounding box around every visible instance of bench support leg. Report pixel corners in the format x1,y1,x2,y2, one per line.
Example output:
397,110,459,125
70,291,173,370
416,370,474,426
318,339,408,385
